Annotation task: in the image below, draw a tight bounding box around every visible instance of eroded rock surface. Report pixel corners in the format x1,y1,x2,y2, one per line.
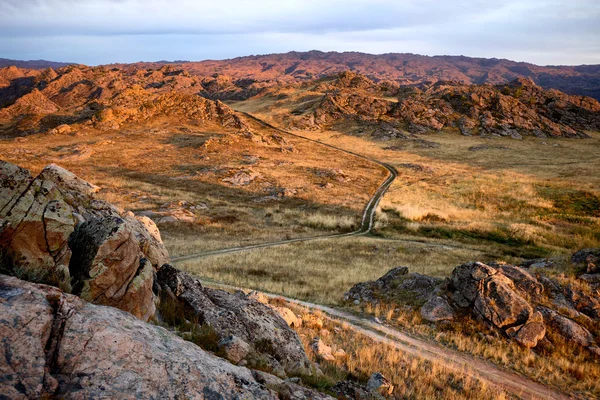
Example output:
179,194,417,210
347,258,600,352
0,274,287,399
156,264,312,376
0,161,168,321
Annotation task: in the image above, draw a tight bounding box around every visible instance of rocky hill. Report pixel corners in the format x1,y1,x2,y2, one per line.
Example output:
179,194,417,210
260,72,600,139
0,64,248,136
2,62,599,140
121,51,600,100
0,58,72,70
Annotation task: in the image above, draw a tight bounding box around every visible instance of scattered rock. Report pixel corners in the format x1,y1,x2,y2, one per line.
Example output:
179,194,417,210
222,169,261,186
311,338,335,361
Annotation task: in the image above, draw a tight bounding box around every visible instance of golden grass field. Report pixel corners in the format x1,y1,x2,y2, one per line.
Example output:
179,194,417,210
290,305,511,400
0,117,384,253
178,236,494,304
3,100,600,398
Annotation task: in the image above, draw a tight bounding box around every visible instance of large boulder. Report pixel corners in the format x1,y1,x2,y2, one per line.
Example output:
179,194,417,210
0,161,168,321
156,264,312,376
0,274,318,399
448,262,544,347
68,216,156,321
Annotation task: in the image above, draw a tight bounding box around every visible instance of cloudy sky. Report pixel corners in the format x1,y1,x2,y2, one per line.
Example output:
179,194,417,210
0,0,599,66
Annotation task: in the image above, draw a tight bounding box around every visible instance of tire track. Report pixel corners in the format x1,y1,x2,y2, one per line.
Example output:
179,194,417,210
171,113,573,399
172,113,397,263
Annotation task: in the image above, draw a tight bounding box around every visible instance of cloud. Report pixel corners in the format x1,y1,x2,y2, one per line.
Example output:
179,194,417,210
0,0,598,65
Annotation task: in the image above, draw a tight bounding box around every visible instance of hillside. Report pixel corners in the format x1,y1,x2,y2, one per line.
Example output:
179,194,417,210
231,71,600,139
119,51,600,100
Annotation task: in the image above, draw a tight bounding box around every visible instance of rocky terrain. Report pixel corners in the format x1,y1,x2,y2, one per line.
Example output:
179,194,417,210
346,254,600,353
120,51,600,100
1,56,599,140
270,72,600,139
0,160,335,398
0,64,246,136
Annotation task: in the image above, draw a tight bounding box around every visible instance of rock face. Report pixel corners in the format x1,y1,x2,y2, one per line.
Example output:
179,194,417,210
156,264,312,376
0,161,168,321
0,274,336,399
448,262,545,348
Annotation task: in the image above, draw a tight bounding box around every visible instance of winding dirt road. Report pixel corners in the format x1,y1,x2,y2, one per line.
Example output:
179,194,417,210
172,113,573,399
172,114,397,263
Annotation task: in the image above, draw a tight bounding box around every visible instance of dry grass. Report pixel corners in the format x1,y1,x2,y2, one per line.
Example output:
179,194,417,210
349,299,600,398
178,236,492,305
285,304,510,399
271,127,600,255
0,118,383,253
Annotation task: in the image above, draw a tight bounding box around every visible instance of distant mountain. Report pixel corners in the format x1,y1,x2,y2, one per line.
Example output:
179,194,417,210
124,51,600,100
0,58,73,70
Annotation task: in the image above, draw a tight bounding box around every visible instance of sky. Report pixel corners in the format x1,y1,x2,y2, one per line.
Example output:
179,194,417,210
0,0,599,66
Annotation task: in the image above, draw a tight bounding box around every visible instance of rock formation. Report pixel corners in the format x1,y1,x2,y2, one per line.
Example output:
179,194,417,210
156,264,312,377
295,73,600,138
0,64,248,136
0,161,328,398
0,274,331,399
346,258,600,352
0,160,168,321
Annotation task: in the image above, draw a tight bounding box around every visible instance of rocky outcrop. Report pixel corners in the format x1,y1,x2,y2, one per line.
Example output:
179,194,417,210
572,248,600,274
344,266,443,307
93,91,248,132
0,64,249,136
0,160,168,321
296,73,600,138
448,262,546,348
348,258,600,352
156,264,312,377
0,274,333,399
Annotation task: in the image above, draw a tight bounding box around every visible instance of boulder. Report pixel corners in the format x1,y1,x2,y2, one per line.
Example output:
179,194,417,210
0,274,282,399
344,266,443,307
68,216,155,321
539,307,595,348
420,296,455,323
450,262,535,330
156,264,312,376
275,306,301,327
0,161,169,321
